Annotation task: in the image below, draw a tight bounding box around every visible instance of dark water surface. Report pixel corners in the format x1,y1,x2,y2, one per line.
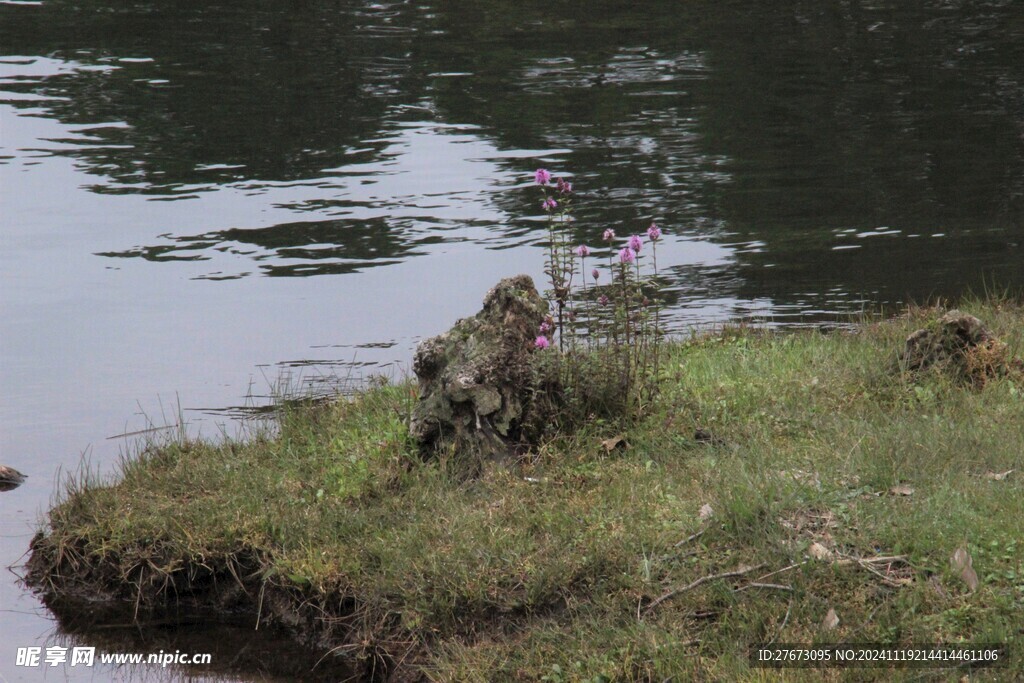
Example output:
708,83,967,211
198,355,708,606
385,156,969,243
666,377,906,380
2,0,1023,678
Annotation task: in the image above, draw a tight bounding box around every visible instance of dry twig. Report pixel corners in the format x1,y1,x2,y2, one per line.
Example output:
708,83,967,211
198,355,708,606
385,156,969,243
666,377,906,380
642,564,765,617
674,529,705,548
735,582,793,592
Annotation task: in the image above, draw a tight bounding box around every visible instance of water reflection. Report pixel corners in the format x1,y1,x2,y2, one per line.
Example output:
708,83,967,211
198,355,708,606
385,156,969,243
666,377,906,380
5,0,1020,313
41,598,355,681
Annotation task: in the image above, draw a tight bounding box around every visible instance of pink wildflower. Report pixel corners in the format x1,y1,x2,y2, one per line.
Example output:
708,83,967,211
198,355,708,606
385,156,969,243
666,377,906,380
575,245,590,258
542,197,558,211
534,335,550,349
534,168,551,185
591,268,599,281
647,223,661,241
629,234,643,253
602,228,616,242
619,247,636,264
556,177,573,194
598,295,609,305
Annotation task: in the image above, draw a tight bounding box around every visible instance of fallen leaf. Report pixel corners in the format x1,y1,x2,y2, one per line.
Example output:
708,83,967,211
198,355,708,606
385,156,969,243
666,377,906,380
950,546,979,592
821,607,839,632
601,435,627,452
889,484,914,496
809,542,834,560
985,469,1014,481
698,503,714,520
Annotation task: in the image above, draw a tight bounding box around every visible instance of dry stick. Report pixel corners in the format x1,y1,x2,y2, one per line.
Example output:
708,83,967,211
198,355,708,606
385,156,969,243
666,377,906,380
753,561,807,583
674,529,705,548
852,558,911,588
735,582,794,593
642,563,765,618
833,554,907,567
751,554,908,585
765,599,794,647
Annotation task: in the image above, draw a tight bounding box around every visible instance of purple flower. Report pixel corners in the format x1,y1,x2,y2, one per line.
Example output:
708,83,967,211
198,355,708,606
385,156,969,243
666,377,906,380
591,268,599,281
542,197,558,211
539,321,551,333
556,177,573,194
619,247,636,264
575,245,590,258
534,335,550,349
534,168,552,185
598,295,610,305
629,234,643,253
647,223,661,241
602,228,616,242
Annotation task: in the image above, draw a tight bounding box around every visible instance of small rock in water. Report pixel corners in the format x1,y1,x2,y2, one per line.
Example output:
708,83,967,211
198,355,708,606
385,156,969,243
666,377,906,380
0,465,26,492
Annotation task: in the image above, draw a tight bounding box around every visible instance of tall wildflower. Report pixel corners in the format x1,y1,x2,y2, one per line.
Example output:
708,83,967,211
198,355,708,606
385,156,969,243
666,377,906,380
528,166,669,424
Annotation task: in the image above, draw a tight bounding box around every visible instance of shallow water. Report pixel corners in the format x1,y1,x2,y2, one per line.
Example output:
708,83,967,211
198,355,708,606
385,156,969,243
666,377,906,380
2,0,1023,678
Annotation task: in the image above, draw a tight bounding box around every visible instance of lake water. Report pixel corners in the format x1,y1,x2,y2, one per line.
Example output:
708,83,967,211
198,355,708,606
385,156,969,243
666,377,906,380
2,0,1023,678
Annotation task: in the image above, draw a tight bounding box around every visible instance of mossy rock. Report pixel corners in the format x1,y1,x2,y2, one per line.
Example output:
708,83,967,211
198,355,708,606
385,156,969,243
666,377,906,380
900,310,1022,386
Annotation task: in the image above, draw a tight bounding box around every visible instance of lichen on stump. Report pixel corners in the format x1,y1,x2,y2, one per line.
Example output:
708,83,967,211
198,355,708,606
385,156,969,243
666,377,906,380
410,275,549,463
900,310,1022,386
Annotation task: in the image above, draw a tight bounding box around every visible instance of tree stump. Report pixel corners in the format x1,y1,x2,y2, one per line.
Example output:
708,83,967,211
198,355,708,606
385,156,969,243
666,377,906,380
410,275,548,463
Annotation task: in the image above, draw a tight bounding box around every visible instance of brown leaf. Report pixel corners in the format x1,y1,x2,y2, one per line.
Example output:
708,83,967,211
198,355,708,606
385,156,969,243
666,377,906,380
985,469,1014,481
809,541,834,560
601,435,627,452
821,607,839,632
889,484,914,496
950,546,979,592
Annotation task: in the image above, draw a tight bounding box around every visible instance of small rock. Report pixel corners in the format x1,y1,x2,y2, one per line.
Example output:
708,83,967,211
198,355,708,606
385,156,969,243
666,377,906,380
0,465,26,492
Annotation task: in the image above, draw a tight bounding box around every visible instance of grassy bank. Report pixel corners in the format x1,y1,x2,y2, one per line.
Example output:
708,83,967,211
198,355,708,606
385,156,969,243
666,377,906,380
28,299,1024,681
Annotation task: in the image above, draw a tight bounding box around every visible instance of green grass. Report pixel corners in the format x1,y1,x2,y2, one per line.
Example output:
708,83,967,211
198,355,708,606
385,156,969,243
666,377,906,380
29,298,1024,681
